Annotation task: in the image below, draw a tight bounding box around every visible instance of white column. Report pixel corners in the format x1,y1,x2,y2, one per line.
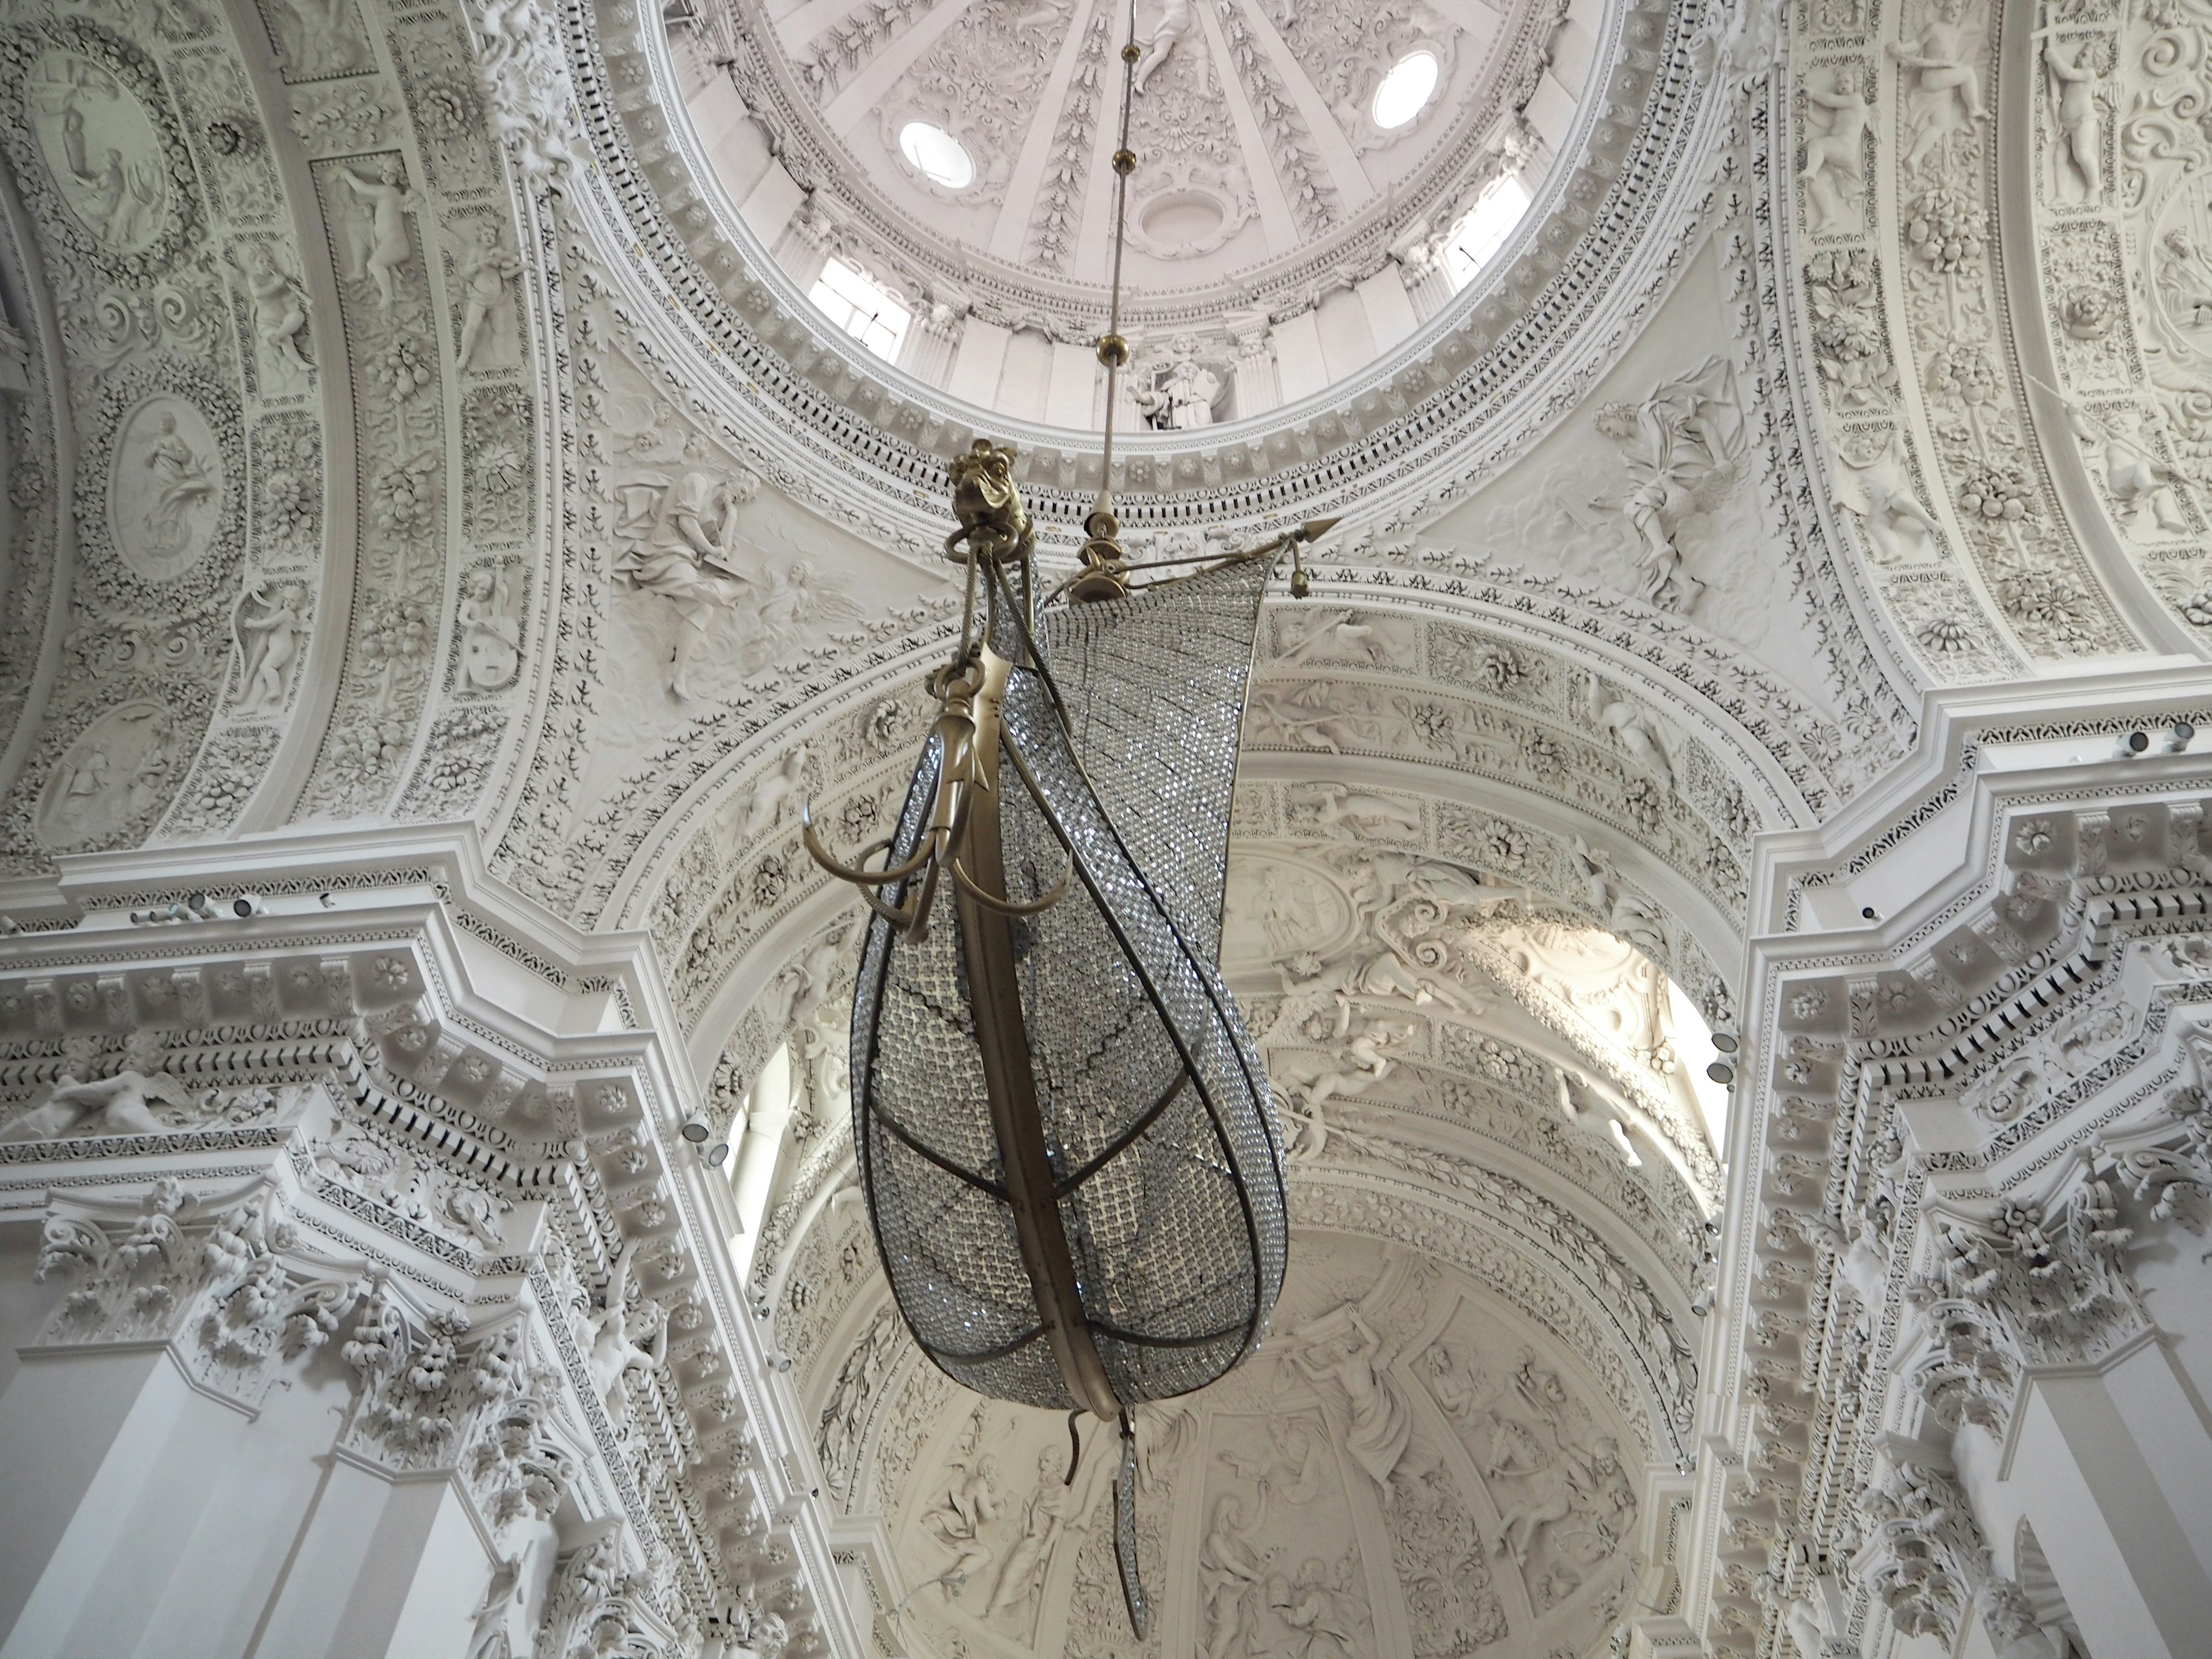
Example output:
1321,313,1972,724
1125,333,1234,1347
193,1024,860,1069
0,1347,243,1654
1230,321,1279,418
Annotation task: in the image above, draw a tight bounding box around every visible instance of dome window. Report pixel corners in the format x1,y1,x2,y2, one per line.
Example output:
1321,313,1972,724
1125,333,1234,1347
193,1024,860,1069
898,121,974,190
1444,173,1532,289
1372,51,1440,130
808,257,911,362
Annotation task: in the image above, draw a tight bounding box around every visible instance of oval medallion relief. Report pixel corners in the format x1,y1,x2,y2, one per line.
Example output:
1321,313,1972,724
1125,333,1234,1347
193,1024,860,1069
37,700,179,849
1224,849,1358,977
108,395,223,581
26,51,172,254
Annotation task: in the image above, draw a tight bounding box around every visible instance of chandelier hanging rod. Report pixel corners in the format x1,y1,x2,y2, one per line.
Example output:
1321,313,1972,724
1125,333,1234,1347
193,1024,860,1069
1059,0,1147,603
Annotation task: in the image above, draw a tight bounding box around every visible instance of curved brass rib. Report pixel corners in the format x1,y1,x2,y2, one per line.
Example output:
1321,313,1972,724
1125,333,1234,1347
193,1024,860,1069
950,854,1072,916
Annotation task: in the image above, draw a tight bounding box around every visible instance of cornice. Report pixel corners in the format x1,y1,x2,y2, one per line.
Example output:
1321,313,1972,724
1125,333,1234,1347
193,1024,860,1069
567,0,1735,537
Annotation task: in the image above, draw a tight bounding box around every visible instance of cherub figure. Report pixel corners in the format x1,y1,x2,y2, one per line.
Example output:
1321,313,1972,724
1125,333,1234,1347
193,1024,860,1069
1832,426,1942,565
2045,391,2191,533
1798,67,1869,231
1887,17,1986,168
229,241,313,381
1,1034,189,1141
2040,33,2101,206
454,220,521,370
1134,0,1204,94
583,1239,669,1420
340,158,414,308
235,578,310,714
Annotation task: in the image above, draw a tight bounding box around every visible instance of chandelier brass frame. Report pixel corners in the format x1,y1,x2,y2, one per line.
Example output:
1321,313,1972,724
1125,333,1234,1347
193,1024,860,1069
800,3,1331,1634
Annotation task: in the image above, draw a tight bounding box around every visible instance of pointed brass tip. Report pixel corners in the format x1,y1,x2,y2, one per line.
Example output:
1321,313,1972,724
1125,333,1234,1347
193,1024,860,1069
1298,517,1341,541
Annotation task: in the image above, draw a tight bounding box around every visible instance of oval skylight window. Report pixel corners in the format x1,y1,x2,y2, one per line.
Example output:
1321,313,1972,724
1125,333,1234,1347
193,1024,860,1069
1372,51,1440,130
898,122,974,190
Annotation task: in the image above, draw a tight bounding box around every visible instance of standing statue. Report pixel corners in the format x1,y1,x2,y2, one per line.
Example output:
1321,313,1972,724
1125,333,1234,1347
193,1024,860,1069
1290,1304,1411,1486
1798,67,1869,232
2040,33,2101,206
986,1448,1075,1616
454,221,522,370
339,159,414,309
235,579,311,715
612,468,762,698
1197,1486,1270,1659
1136,348,1222,429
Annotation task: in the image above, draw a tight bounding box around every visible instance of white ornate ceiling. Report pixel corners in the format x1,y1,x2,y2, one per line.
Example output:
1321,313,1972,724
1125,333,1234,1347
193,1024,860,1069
730,0,1565,339
0,0,2206,1649
825,1237,1654,1659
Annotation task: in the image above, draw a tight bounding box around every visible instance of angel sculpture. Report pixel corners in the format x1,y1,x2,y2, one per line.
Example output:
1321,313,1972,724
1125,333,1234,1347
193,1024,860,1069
2043,389,2191,533
229,243,314,382
1575,676,1675,793
1133,0,1203,94
725,746,809,843
1831,427,1942,565
1,1035,190,1141
612,468,761,698
743,559,863,674
235,579,310,715
1589,357,1745,613
583,1239,668,1419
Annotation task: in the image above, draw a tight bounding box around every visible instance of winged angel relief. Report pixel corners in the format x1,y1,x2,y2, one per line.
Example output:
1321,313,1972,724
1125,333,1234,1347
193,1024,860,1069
1589,355,1748,613
611,470,861,698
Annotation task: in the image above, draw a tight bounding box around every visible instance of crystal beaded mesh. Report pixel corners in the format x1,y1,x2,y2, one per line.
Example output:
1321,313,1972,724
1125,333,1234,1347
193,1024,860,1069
849,556,1287,1410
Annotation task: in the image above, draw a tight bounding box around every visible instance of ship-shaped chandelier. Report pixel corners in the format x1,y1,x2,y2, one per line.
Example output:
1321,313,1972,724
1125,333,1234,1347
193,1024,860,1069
803,2,1329,1634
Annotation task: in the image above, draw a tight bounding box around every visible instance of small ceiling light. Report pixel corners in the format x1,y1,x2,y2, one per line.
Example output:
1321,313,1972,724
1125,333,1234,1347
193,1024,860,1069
681,1119,711,1143
899,121,974,190
1372,51,1440,129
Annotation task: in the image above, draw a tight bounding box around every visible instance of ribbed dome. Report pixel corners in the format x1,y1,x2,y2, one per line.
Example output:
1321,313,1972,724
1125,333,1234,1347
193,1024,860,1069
698,0,1603,425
